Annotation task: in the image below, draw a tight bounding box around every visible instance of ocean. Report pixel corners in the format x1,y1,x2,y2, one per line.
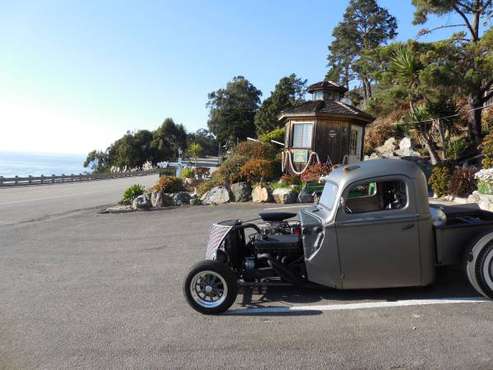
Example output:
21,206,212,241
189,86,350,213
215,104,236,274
0,151,88,178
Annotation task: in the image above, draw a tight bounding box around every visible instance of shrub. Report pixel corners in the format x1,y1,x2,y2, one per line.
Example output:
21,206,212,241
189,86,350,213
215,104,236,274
449,167,477,197
259,127,285,144
280,174,301,186
481,132,493,168
233,141,276,161
180,167,194,179
159,168,176,177
152,176,184,193
216,155,247,183
196,176,223,196
446,137,468,160
239,159,276,184
300,163,332,183
364,121,398,155
429,164,452,197
194,167,210,178
121,184,145,205
475,168,493,194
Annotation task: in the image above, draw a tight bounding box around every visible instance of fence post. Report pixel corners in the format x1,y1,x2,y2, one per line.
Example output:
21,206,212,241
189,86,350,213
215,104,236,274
28,175,32,184
0,176,3,185
15,176,18,185
40,175,44,184
52,174,55,184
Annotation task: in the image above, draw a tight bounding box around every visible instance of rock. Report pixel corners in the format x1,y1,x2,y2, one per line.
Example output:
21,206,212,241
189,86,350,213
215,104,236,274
251,185,272,203
132,194,151,210
173,191,192,206
298,187,314,203
375,137,397,157
103,205,133,213
272,187,298,204
150,190,164,208
150,190,175,207
201,186,230,205
230,182,251,202
395,137,421,157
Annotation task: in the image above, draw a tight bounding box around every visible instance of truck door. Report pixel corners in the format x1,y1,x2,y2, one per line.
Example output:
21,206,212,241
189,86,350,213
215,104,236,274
335,176,421,289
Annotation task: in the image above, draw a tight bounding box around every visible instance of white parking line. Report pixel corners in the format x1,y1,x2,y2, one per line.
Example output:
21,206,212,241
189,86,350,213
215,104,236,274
228,297,490,314
263,205,308,211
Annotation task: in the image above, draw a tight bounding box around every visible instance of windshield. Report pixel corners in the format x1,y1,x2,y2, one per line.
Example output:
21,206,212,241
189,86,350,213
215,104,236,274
319,181,338,210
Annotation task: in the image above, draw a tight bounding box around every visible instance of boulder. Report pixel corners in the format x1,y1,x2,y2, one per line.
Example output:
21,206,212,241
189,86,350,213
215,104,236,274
201,186,230,205
230,182,251,202
375,137,398,157
132,194,151,210
251,185,272,203
395,137,421,157
150,190,164,208
150,190,175,207
272,187,298,204
173,191,192,206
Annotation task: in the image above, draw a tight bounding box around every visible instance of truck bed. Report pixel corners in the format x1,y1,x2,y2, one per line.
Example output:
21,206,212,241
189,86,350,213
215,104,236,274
432,204,493,266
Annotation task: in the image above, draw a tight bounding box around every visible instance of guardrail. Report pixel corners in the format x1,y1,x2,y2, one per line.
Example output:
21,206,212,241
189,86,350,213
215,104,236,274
0,169,160,187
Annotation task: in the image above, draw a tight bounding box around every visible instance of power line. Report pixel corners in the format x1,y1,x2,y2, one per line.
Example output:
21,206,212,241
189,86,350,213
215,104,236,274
401,103,493,126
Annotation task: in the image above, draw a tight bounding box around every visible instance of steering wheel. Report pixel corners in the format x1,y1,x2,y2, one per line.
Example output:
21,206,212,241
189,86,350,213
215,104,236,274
345,205,353,214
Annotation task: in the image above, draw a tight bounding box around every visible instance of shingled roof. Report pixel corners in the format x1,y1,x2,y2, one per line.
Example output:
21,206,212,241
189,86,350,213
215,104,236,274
307,80,347,94
279,99,374,123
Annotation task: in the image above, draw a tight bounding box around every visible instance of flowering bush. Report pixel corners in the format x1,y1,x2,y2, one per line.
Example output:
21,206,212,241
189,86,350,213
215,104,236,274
152,176,184,193
239,159,275,183
475,168,493,195
300,163,332,183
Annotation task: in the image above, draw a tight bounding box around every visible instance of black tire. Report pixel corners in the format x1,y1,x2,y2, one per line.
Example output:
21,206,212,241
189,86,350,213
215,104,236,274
183,260,238,314
476,243,493,299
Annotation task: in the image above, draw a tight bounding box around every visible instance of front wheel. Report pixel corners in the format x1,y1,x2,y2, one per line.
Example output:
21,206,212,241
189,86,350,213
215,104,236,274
183,260,238,314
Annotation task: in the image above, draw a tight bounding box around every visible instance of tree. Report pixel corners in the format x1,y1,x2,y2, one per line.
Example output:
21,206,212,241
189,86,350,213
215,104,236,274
151,118,187,162
412,0,493,144
83,150,109,172
187,129,218,156
370,41,460,164
254,74,307,135
207,76,262,147
187,142,203,166
327,0,397,100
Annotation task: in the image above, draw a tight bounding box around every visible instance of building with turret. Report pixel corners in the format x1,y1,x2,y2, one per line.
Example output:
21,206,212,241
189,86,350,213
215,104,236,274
279,80,374,175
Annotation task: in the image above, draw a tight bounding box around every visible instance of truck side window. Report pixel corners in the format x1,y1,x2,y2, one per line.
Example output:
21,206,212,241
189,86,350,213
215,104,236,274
345,180,407,214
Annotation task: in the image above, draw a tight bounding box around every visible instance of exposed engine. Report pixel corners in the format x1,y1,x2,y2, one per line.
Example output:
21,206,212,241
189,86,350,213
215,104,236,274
214,211,305,285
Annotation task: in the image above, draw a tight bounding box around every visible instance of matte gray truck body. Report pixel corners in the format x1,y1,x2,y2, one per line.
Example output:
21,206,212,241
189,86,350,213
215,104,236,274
300,159,493,296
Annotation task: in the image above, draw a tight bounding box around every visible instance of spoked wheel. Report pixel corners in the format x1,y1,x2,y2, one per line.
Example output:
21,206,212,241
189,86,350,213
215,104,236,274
184,261,238,314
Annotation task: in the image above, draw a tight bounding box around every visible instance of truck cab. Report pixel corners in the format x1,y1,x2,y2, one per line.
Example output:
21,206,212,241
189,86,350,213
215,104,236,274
301,160,436,290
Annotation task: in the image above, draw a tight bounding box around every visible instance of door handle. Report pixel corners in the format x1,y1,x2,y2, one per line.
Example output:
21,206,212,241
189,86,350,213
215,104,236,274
402,224,415,231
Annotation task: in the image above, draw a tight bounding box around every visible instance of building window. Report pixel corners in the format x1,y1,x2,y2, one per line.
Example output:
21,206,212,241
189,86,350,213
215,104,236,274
313,91,324,100
292,123,313,148
350,128,358,155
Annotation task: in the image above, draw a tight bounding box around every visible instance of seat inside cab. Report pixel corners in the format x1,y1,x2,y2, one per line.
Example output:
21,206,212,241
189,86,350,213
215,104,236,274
345,180,407,213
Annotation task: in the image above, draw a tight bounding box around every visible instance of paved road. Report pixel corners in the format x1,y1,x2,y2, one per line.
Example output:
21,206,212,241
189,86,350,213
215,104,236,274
0,175,158,226
1,200,492,369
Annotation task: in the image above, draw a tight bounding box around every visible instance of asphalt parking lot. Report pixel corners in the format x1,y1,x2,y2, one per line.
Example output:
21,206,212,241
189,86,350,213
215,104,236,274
1,202,492,369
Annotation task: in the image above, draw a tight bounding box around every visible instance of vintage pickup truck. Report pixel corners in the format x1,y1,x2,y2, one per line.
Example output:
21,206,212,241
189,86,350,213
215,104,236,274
184,159,493,314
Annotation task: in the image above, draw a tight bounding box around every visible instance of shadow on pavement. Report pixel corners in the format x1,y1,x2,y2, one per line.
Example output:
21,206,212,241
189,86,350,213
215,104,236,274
226,267,481,316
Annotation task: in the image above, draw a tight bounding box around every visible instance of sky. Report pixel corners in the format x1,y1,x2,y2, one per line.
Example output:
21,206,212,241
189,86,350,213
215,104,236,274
0,0,462,155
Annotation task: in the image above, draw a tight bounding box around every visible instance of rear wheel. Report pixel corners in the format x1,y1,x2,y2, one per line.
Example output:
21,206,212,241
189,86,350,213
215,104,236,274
476,243,493,299
465,240,493,299
183,260,238,314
